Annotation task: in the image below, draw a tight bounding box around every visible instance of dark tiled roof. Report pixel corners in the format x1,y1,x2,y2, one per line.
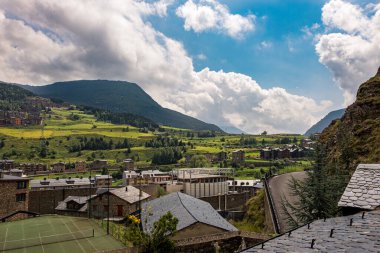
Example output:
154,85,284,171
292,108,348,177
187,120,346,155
55,195,94,212
241,211,380,253
338,164,380,210
141,192,237,234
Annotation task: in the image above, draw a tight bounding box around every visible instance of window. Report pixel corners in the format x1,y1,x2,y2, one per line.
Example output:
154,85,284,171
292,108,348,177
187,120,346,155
16,193,26,202
17,181,27,189
103,205,109,212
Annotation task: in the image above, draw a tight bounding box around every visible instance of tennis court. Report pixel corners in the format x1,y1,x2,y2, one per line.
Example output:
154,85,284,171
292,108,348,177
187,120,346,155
0,215,126,253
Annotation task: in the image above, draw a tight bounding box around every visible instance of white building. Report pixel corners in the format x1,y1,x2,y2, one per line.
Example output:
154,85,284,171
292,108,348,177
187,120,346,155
176,168,232,198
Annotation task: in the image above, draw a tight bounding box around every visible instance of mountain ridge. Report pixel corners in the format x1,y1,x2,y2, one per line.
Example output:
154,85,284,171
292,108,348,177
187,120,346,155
22,80,222,132
304,108,345,136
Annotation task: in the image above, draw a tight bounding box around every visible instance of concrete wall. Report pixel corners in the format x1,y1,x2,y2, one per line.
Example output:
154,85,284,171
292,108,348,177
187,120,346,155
199,192,251,211
28,187,96,214
183,181,228,198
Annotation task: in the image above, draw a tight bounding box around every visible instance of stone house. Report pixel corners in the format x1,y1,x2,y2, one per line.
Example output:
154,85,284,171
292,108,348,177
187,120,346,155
75,161,87,172
0,160,15,170
338,164,380,215
89,186,150,219
232,150,245,164
95,175,112,188
141,192,238,240
19,163,48,175
123,159,135,170
55,196,93,217
91,160,108,170
52,162,65,173
0,173,29,219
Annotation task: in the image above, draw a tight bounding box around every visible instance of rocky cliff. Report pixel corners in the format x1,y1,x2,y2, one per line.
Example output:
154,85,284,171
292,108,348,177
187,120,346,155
320,67,380,172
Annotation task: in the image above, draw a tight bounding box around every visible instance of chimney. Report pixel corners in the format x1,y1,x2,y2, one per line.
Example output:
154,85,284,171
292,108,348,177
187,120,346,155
125,186,128,192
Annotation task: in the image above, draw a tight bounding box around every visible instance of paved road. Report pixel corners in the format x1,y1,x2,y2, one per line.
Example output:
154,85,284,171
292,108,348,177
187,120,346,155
268,171,307,233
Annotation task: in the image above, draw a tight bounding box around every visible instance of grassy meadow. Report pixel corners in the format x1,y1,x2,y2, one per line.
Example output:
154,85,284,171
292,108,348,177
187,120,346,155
0,107,312,179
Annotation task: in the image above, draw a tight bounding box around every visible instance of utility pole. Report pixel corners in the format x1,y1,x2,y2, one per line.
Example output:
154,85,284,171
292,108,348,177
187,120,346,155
88,168,92,219
107,171,110,235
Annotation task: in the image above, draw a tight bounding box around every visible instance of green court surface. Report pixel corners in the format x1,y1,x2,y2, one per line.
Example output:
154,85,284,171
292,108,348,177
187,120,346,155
0,215,126,253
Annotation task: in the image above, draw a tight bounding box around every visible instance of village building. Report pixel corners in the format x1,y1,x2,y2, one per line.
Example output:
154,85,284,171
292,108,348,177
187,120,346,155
122,170,140,186
52,162,65,173
216,151,227,161
227,180,263,196
75,161,87,172
176,168,231,198
338,164,380,215
141,192,238,240
91,160,108,170
55,196,93,217
19,163,48,175
0,160,15,170
141,170,171,183
123,159,135,170
30,177,95,190
95,175,112,188
89,186,150,219
0,172,29,218
232,150,245,164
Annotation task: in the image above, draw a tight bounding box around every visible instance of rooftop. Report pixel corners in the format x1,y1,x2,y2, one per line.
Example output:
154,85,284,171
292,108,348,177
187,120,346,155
241,210,380,253
0,174,29,181
338,164,380,210
96,186,150,204
141,192,237,234
30,178,94,188
55,195,94,212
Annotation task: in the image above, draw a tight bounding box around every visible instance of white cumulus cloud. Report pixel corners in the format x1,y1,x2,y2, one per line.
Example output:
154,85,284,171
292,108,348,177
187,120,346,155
176,0,255,39
0,0,332,134
316,0,380,105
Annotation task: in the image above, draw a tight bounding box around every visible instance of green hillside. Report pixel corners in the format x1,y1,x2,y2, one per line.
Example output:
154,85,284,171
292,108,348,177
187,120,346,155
23,80,222,131
0,81,35,111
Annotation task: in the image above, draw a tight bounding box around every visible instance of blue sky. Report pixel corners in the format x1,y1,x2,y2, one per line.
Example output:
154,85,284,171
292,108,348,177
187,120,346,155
1,0,379,133
147,0,343,106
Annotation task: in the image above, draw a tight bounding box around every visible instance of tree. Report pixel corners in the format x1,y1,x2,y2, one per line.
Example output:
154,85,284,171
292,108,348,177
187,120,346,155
261,131,267,135
189,155,210,168
146,212,178,253
281,143,349,228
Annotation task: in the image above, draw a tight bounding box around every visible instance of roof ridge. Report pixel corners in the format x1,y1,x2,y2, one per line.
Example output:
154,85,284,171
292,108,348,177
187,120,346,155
177,192,198,223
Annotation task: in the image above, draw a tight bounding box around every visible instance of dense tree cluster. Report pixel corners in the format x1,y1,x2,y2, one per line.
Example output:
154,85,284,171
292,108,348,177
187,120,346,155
68,136,112,152
151,147,183,165
145,136,185,148
197,131,216,138
239,136,257,146
79,105,158,129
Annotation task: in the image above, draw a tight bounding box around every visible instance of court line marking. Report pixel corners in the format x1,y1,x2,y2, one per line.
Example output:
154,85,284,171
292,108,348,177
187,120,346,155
2,227,8,251
63,217,86,253
71,217,98,253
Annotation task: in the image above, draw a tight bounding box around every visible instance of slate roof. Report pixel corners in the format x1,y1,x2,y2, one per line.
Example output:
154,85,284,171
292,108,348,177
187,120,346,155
338,164,380,210
141,192,238,234
55,195,94,212
30,178,94,188
95,186,150,204
241,210,380,253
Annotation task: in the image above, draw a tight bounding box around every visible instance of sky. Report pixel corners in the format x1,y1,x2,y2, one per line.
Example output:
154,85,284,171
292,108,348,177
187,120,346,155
0,0,379,134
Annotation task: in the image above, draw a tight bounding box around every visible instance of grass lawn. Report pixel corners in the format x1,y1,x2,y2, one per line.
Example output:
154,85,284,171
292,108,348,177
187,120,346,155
0,215,125,253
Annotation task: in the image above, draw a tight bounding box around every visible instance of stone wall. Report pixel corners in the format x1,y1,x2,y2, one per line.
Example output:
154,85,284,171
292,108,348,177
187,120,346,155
175,236,261,253
28,187,97,214
0,180,29,218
